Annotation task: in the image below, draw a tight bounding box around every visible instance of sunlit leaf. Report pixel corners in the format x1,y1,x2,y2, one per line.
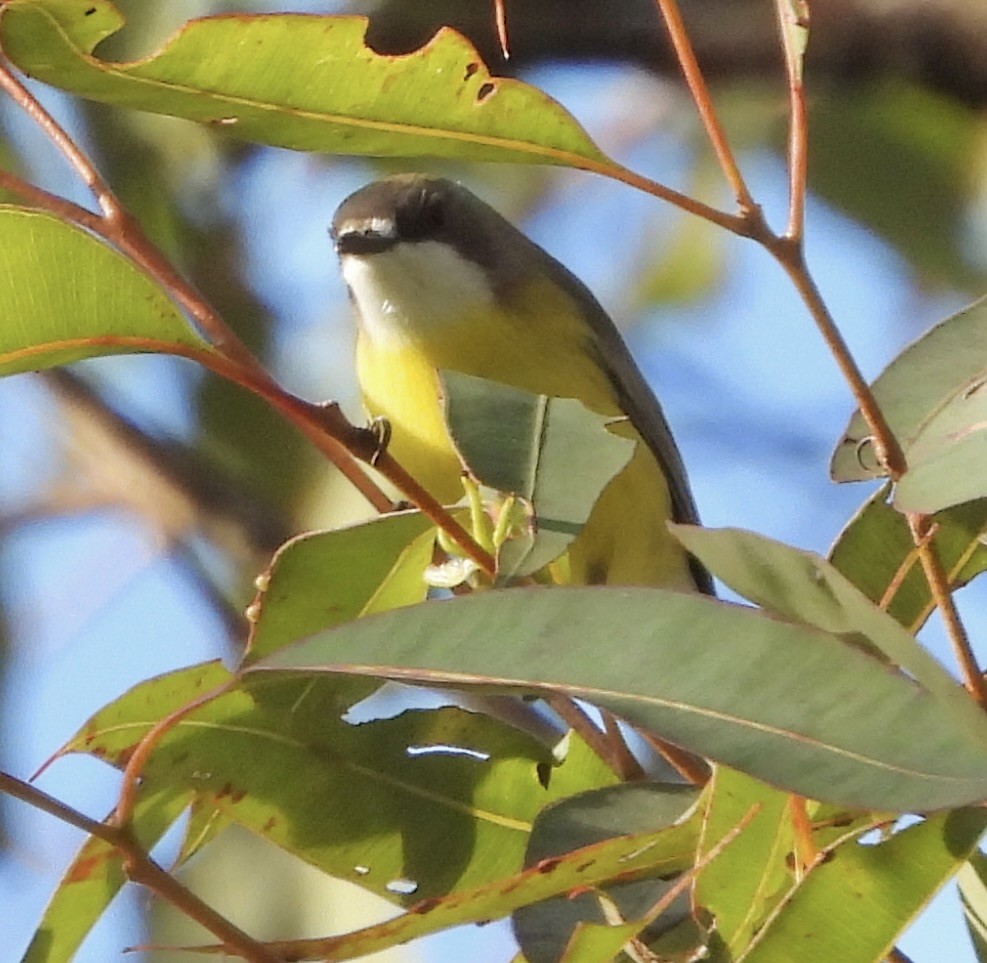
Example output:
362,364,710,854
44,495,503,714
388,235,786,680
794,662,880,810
959,850,987,963
742,810,987,962
0,206,209,377
245,510,435,662
232,792,702,962
57,661,611,902
0,0,608,167
695,768,797,958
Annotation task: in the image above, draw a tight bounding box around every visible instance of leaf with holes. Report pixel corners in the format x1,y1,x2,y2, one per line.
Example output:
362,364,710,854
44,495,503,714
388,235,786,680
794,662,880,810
0,0,608,167
56,661,617,903
245,510,436,663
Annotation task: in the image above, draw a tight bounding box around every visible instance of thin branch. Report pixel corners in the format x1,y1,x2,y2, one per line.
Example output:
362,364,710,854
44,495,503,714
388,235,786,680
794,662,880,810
768,241,907,479
0,66,117,219
0,771,281,963
0,769,112,839
639,731,710,785
886,949,917,963
651,0,756,213
545,695,634,779
600,709,647,781
907,514,987,707
585,157,752,235
774,0,810,240
0,169,104,231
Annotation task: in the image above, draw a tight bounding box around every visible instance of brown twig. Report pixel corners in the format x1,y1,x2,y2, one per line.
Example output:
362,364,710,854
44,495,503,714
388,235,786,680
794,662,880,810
583,157,750,235
600,709,647,781
639,2,981,703
768,242,907,478
0,771,282,963
639,731,710,785
886,949,917,963
907,514,987,707
545,694,634,779
651,0,756,214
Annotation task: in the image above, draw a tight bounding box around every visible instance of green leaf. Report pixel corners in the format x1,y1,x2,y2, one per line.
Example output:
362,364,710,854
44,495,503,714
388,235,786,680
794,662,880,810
58,661,609,902
441,373,635,578
669,524,986,738
829,486,987,631
742,809,987,962
959,850,987,963
695,768,797,958
513,783,701,963
894,371,987,511
832,295,987,482
264,795,702,962
696,767,882,963
557,920,646,963
21,788,188,963
0,206,208,376
0,0,607,167
251,587,987,811
245,510,435,663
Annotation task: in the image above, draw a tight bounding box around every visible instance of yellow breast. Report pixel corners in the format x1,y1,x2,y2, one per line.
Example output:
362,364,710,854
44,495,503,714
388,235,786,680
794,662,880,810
354,272,694,589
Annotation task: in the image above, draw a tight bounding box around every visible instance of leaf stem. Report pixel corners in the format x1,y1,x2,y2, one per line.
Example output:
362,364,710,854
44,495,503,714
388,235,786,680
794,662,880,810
112,680,234,828
907,514,987,707
651,0,756,213
774,0,809,240
768,240,907,478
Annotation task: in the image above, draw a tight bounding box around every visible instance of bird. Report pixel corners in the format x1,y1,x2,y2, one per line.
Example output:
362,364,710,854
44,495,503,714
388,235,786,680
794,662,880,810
331,173,709,592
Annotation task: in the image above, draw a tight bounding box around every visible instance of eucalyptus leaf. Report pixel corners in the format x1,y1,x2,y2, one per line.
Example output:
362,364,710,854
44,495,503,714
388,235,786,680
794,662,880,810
832,295,987,482
0,206,208,377
251,587,987,811
959,850,987,963
441,372,634,578
0,0,607,167
513,783,701,963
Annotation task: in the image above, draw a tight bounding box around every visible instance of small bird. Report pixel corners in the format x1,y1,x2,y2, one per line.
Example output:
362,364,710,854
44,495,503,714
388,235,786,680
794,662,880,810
332,174,709,592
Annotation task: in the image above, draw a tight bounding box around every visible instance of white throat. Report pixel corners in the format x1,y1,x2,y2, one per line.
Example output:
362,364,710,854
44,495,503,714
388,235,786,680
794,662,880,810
341,240,495,348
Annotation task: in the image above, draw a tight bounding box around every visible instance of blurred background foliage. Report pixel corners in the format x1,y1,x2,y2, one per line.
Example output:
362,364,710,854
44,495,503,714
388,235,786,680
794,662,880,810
1,0,986,960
